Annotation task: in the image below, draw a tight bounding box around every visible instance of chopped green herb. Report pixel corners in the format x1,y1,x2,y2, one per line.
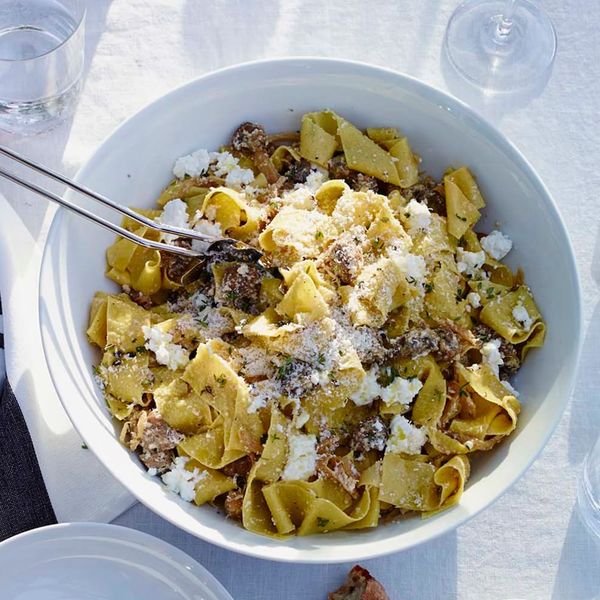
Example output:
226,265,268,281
276,356,294,380
456,214,467,222
136,345,147,354
214,374,227,386
406,276,417,285
485,287,496,299
316,517,330,528
424,282,434,294
226,290,238,302
81,443,88,450
315,230,324,240
317,353,326,366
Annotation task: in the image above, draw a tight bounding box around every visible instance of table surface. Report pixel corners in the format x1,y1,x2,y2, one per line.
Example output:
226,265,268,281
2,1,600,598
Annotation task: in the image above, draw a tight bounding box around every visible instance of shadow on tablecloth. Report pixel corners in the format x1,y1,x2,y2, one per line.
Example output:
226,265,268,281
552,505,600,599
114,501,458,600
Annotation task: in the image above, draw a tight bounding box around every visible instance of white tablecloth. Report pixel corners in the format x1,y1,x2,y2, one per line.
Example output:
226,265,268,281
1,1,599,598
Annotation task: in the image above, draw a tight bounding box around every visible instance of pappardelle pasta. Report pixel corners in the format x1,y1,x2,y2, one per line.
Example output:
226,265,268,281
87,111,545,537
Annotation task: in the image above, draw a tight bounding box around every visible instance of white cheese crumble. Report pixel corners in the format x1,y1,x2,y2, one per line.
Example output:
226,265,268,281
173,149,211,179
403,199,431,232
157,198,189,243
247,379,279,413
350,368,422,408
466,292,481,308
386,415,427,455
502,379,520,398
456,248,486,278
481,338,504,377
481,230,513,260
512,302,533,331
281,433,317,481
142,324,190,371
191,219,222,252
303,169,327,193
389,249,427,287
380,376,423,408
161,456,207,502
211,151,254,189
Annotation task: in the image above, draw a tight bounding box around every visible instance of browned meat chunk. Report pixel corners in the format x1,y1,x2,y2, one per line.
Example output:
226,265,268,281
317,429,343,455
218,262,263,314
231,122,279,184
284,158,314,184
275,357,316,398
328,155,351,180
122,285,153,309
405,176,446,216
472,323,521,376
349,172,379,193
388,323,473,363
434,324,461,362
160,240,196,284
222,455,255,480
328,565,390,600
350,416,389,454
327,155,380,192
389,327,439,359
322,231,364,285
139,410,183,471
316,455,361,498
122,409,183,473
224,489,244,521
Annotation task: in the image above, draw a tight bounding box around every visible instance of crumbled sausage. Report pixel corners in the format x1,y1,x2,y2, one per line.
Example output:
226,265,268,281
317,429,343,455
327,155,380,192
122,409,183,472
388,324,473,363
350,416,389,454
349,172,379,193
224,489,244,521
433,324,461,362
404,176,446,216
218,262,264,314
472,323,521,376
284,158,313,184
328,565,390,600
231,122,279,183
322,231,364,285
160,241,196,284
275,357,316,398
328,155,351,180
123,285,153,309
316,455,361,498
388,327,439,359
222,455,255,480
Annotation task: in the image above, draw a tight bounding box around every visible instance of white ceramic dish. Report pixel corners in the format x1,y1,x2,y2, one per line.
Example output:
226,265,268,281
0,523,232,599
39,58,582,563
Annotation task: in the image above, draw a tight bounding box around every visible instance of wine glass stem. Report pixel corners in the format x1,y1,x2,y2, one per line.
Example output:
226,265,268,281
494,0,517,44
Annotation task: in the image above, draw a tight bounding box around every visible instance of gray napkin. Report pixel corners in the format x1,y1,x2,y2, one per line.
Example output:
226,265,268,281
0,297,57,541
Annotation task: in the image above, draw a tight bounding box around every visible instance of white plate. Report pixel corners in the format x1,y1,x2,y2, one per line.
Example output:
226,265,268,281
39,58,582,563
0,523,232,600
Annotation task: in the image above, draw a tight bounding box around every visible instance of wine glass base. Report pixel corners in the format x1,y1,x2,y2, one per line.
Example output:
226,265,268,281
444,0,557,94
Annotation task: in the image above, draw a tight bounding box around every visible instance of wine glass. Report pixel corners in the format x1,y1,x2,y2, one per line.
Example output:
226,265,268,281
443,0,557,94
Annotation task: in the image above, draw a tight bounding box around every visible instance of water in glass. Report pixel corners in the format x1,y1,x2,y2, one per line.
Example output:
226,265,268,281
0,0,85,134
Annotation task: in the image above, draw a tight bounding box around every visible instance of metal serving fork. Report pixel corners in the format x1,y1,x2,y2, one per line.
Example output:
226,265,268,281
0,145,262,261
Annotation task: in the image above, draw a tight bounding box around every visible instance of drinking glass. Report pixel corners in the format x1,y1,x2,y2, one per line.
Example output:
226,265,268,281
0,0,85,135
444,0,557,93
578,434,600,543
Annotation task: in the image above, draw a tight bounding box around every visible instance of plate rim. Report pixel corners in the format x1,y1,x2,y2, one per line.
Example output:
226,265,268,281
0,521,233,599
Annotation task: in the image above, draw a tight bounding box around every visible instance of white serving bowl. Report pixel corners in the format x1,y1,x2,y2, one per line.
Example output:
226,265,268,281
39,58,582,563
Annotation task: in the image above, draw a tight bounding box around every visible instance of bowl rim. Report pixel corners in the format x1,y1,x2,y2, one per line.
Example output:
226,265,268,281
38,56,583,563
